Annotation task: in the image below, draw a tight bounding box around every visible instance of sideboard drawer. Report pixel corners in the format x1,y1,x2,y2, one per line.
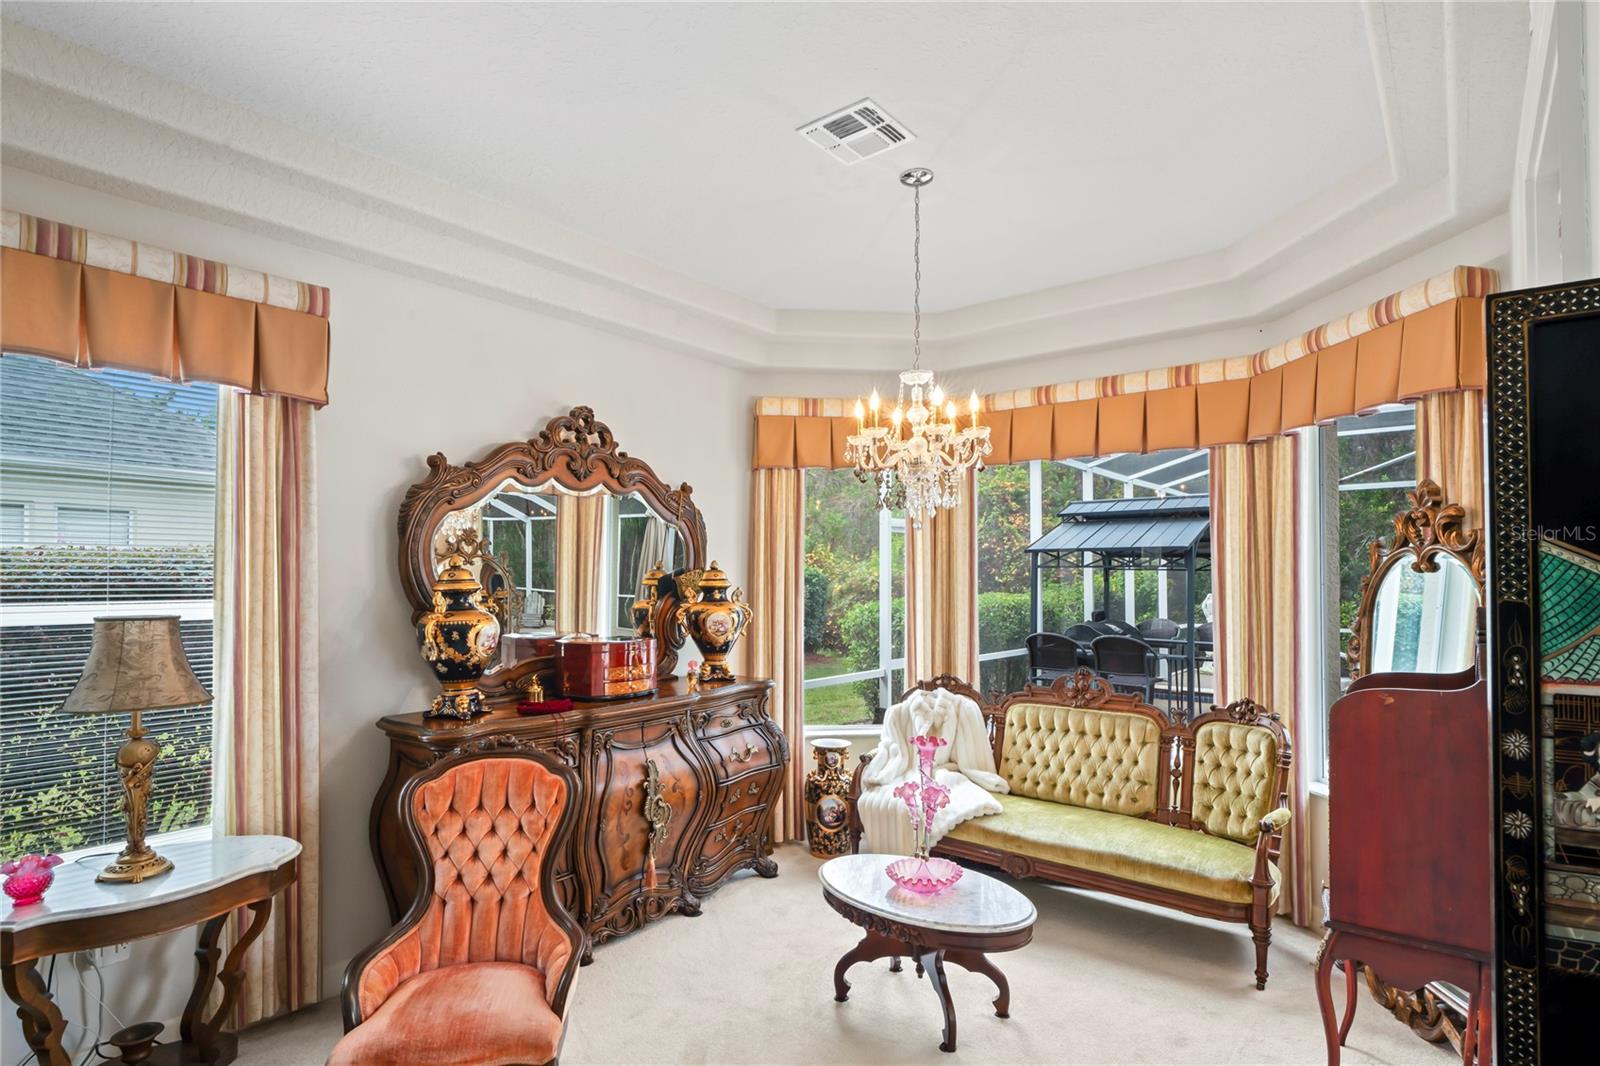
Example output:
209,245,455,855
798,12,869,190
696,699,764,738
695,808,764,881
704,724,778,781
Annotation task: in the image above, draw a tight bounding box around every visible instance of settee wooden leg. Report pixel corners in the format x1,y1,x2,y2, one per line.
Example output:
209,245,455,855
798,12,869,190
889,956,903,973
1251,924,1271,990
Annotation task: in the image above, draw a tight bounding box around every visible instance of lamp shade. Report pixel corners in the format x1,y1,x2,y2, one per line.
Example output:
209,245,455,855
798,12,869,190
61,616,212,715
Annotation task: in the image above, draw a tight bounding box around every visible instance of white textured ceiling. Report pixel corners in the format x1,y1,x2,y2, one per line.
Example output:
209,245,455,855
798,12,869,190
4,1,1390,313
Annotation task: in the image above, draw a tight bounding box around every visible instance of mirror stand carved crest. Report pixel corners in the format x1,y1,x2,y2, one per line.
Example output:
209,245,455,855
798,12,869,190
1346,478,1485,680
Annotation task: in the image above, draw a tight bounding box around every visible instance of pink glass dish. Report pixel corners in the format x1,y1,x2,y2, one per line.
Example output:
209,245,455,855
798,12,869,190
885,856,963,896
2,854,62,907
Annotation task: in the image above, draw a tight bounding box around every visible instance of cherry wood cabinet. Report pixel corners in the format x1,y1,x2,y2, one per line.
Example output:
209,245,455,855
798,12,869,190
370,678,782,960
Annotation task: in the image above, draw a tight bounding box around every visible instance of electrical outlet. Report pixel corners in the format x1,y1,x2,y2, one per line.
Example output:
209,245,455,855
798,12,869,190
87,941,131,967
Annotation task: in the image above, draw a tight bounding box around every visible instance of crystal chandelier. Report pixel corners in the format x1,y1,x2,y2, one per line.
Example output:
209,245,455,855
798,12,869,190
845,168,991,523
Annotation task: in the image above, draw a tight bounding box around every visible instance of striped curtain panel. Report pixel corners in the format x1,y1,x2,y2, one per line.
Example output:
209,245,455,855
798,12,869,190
1210,436,1309,926
748,469,805,843
1416,390,1485,528
214,392,320,1024
905,468,979,688
554,493,605,634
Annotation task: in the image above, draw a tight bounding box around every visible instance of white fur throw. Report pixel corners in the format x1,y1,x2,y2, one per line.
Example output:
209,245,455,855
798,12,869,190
856,687,1008,856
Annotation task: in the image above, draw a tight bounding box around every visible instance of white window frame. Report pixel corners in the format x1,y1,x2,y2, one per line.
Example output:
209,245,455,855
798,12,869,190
1301,405,1419,792
802,508,905,736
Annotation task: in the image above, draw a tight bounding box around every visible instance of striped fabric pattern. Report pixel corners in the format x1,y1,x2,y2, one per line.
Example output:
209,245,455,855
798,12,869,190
755,265,1495,417
1210,435,1307,926
216,392,321,1024
2,209,330,318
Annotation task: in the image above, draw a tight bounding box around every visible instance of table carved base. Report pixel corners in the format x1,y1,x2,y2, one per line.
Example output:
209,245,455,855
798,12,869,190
825,890,1032,1054
2,897,273,1066
1,840,297,1066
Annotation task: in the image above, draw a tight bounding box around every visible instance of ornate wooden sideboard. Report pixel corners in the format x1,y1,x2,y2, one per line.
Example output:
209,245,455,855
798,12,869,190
371,678,783,960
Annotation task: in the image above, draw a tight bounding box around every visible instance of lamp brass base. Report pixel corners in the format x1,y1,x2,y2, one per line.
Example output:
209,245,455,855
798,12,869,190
97,847,173,884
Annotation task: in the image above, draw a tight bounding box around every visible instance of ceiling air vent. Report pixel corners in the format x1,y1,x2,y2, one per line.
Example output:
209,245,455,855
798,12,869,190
797,98,915,165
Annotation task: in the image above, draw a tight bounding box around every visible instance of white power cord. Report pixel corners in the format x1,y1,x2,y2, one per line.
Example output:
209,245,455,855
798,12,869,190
69,952,127,1063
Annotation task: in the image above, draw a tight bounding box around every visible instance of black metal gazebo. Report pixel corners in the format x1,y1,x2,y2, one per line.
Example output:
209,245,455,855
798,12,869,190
1025,496,1212,716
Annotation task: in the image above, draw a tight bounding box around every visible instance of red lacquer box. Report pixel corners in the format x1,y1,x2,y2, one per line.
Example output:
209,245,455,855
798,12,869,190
500,633,559,668
556,636,658,700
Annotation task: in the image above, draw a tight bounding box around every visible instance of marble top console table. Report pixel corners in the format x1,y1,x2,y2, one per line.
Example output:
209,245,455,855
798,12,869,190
1,835,299,1066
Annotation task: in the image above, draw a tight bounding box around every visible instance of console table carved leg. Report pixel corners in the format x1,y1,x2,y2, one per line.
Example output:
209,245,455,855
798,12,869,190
178,897,273,1063
832,929,905,1002
3,960,69,1066
752,855,779,878
916,950,957,1053
945,949,1010,1017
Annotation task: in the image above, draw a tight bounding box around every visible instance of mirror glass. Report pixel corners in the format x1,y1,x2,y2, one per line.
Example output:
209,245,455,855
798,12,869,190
1368,553,1479,674
432,479,681,651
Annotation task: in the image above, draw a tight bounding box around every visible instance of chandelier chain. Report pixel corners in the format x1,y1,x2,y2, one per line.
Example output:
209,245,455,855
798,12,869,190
912,184,922,370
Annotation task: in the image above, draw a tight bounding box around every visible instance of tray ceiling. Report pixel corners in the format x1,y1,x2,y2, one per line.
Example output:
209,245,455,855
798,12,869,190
0,2,1529,371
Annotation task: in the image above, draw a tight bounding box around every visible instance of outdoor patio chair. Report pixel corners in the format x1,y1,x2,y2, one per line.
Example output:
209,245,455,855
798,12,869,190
1092,634,1160,702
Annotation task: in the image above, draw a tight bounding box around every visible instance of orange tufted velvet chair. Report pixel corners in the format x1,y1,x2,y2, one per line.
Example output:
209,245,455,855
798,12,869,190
332,744,584,1066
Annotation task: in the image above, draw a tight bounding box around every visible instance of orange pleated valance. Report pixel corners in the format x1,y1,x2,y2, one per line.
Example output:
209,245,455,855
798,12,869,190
0,212,330,405
752,266,1492,469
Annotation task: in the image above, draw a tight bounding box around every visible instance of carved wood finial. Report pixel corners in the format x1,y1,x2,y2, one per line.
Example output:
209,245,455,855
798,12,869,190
1214,697,1277,726
1042,668,1116,708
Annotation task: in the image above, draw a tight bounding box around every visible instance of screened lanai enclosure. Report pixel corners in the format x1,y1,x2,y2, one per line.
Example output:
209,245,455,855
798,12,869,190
1000,446,1214,719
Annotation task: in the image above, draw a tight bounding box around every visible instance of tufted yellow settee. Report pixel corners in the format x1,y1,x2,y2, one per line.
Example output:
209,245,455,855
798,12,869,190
848,669,1292,989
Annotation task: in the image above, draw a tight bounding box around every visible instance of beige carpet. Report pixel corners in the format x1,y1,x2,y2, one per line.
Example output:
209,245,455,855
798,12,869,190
241,845,1449,1064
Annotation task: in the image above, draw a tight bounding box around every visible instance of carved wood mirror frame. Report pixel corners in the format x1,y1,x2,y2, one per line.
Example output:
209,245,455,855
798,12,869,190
397,406,708,692
1346,478,1486,681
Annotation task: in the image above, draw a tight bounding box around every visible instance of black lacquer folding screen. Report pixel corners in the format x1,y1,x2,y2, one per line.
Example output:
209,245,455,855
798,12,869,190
1486,277,1600,1062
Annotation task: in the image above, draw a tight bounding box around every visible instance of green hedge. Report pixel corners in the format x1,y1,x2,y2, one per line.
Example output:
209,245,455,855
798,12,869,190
0,545,213,602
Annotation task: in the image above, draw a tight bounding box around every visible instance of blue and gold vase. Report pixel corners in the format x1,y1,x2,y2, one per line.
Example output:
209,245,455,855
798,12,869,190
417,554,501,718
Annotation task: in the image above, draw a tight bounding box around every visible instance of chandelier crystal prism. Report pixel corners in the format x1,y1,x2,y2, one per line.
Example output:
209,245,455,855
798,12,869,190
845,168,991,523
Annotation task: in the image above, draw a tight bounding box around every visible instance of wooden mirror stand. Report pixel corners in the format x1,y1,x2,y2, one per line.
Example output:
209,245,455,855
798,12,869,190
396,405,709,698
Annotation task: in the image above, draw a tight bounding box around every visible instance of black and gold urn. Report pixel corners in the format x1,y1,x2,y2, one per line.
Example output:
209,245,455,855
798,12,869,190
632,561,667,636
673,560,752,683
417,554,502,718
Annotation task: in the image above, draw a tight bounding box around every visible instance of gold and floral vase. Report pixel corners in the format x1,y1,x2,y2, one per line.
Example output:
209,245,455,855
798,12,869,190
805,738,853,857
632,561,667,637
417,554,502,718
673,560,751,683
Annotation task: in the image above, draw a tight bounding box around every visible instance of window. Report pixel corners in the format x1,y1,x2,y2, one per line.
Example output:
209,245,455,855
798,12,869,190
57,506,132,546
1310,403,1417,783
609,495,675,636
1,354,219,856
0,503,22,545
484,489,558,630
802,469,904,727
976,450,1211,698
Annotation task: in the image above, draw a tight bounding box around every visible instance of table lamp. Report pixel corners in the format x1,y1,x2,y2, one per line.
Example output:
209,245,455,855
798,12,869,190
61,616,212,883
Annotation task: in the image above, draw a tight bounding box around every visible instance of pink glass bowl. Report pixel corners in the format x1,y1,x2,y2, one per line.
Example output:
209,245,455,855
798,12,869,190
2,854,62,907
885,856,963,896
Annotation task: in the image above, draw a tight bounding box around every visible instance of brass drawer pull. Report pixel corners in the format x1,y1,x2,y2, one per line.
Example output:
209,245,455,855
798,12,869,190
728,741,759,763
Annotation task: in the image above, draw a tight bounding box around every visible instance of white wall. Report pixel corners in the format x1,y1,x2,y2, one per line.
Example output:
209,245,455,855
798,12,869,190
1,166,757,1050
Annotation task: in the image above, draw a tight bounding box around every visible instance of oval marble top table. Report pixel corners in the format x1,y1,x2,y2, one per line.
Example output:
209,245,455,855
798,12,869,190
820,853,1037,1054
1,834,301,931
819,853,1037,935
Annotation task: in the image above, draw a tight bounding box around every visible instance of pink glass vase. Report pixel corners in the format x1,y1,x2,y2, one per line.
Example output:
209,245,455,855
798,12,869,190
886,855,964,895
2,854,62,907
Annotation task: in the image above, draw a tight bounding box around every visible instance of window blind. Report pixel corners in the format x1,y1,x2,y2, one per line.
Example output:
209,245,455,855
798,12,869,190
0,353,219,856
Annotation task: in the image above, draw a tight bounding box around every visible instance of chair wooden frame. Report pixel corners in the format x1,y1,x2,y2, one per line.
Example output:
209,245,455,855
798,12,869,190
341,738,586,1065
847,670,1291,989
